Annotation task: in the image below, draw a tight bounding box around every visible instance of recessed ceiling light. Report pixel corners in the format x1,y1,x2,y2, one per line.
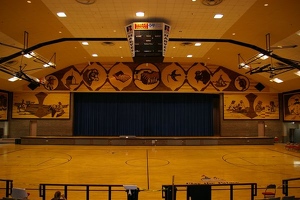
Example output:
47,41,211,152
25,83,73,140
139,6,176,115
232,33,236,36
294,71,300,76
136,12,144,17
187,55,193,58
173,46,176,48
192,0,196,1
264,3,269,6
297,30,300,36
82,42,89,45
57,12,67,17
214,14,223,19
92,54,98,57
27,1,32,3
195,43,201,46
270,78,283,83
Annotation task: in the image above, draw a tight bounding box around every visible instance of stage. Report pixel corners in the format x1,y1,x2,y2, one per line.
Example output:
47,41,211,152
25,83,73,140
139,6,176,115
19,136,275,146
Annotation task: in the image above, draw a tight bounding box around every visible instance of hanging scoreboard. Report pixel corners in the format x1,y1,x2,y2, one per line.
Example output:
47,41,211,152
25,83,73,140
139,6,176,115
125,22,170,63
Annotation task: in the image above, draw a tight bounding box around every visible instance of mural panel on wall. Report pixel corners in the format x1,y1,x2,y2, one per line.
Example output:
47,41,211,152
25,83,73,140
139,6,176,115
0,91,8,121
12,92,70,119
283,91,300,121
223,93,279,119
28,62,270,93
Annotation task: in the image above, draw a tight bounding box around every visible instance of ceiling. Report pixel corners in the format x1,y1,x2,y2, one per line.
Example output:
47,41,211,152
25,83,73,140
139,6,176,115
0,0,300,92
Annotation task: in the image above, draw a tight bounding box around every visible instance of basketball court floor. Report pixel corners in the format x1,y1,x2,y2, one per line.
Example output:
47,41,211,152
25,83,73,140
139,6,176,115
0,143,300,200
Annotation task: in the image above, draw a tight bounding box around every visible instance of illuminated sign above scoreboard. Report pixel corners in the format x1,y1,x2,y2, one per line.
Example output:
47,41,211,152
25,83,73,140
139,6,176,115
133,22,163,30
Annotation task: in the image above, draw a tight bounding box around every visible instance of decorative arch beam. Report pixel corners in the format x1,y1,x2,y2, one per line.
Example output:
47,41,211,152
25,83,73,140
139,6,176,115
0,37,299,70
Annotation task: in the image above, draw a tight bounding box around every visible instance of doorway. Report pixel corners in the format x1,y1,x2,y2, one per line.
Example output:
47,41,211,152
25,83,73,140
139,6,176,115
29,120,37,136
258,121,265,137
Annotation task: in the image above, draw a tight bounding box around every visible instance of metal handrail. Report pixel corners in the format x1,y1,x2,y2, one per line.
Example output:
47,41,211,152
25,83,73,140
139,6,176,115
39,183,127,200
162,182,257,200
282,177,300,197
0,179,13,197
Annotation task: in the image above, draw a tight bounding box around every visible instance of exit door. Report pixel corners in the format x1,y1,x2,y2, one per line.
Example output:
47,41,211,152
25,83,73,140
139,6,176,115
258,121,265,137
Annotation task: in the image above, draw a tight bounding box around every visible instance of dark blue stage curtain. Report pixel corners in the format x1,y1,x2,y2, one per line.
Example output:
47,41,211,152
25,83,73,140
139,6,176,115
73,93,216,136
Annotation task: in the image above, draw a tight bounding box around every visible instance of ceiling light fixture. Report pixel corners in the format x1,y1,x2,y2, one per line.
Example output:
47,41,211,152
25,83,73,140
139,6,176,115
270,78,283,83
43,62,55,68
239,63,250,69
187,55,193,58
57,12,67,17
82,42,89,45
257,53,269,60
136,12,144,17
214,14,223,19
195,43,201,46
24,52,36,58
92,54,98,57
294,71,300,76
8,76,21,82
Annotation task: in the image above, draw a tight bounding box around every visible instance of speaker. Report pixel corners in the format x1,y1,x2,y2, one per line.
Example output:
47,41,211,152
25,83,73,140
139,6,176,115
28,82,40,90
255,82,265,91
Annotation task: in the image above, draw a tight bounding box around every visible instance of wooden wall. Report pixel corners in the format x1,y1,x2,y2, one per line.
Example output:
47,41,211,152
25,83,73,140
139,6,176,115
4,62,286,139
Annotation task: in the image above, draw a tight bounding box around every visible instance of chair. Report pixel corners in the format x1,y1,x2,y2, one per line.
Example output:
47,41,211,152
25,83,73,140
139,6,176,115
11,188,29,200
262,184,276,198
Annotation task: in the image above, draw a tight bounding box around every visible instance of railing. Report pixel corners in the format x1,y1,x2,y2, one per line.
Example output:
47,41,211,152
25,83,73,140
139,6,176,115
162,182,257,200
39,183,127,200
282,177,300,196
0,179,13,197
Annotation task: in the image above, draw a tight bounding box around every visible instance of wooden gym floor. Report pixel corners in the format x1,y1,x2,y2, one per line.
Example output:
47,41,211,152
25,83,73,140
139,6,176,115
0,143,300,200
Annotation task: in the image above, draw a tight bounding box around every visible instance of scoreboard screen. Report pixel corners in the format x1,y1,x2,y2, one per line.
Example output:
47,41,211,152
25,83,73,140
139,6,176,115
134,30,163,57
